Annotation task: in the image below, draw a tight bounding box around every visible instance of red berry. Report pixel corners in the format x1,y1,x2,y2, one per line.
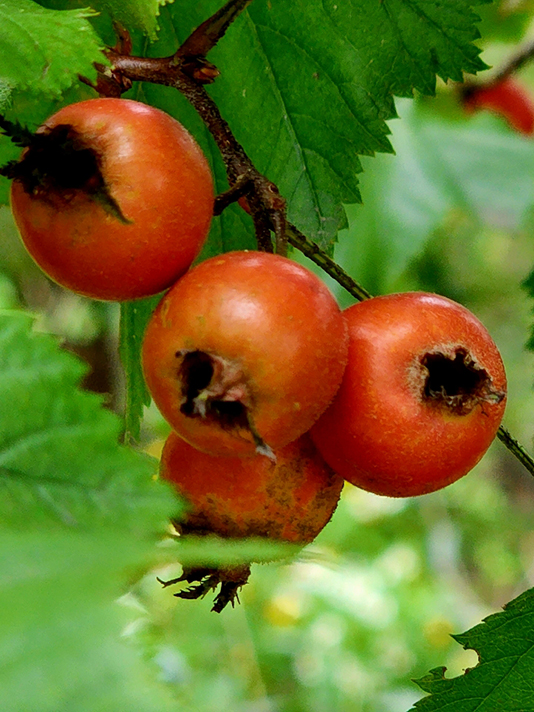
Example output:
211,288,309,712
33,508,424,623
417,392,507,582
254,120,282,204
158,431,344,611
311,292,507,497
10,98,214,301
142,251,348,457
160,431,343,544
463,77,534,135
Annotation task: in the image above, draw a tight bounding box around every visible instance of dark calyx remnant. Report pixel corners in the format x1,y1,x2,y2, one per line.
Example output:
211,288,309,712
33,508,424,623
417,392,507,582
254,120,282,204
2,124,128,222
179,350,248,425
157,564,251,613
421,347,505,415
177,349,275,458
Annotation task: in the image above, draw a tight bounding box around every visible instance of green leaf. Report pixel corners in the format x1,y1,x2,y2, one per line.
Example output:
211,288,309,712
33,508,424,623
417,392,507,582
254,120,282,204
476,0,532,42
0,310,187,711
38,0,170,40
172,535,301,568
161,0,489,251
88,0,170,40
410,587,534,711
119,297,162,442
0,529,180,712
0,310,178,532
0,0,102,96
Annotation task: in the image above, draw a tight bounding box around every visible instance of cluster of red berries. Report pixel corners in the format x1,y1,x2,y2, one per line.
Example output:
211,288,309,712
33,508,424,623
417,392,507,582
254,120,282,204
8,98,507,609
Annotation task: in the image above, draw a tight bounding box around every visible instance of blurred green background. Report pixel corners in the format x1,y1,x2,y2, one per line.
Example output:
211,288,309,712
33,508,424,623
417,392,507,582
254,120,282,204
3,2,534,711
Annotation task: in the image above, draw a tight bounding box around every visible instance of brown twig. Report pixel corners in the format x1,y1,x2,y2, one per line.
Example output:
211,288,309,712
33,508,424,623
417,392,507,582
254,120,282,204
107,50,286,253
493,38,534,84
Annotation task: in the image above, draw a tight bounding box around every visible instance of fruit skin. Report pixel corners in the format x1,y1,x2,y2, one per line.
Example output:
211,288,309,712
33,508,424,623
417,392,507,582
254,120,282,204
142,251,348,457
160,431,344,544
462,77,534,136
10,98,214,301
310,292,507,497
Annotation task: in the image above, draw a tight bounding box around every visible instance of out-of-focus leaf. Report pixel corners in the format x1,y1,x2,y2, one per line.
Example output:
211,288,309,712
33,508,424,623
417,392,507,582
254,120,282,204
172,535,301,567
0,310,179,532
410,587,534,711
0,0,101,96
475,0,532,42
333,101,534,296
0,310,186,711
0,529,180,712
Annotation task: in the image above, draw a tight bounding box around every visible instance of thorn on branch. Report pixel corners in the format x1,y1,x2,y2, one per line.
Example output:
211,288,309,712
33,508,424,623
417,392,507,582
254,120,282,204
213,173,253,214
80,23,134,97
177,0,254,59
180,57,220,85
111,21,133,56
79,63,133,98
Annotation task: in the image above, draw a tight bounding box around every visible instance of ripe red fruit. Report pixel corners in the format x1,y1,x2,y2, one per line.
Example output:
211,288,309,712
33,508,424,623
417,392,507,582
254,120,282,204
9,98,214,301
161,431,343,542
462,77,534,135
159,430,343,611
142,251,348,457
310,292,507,497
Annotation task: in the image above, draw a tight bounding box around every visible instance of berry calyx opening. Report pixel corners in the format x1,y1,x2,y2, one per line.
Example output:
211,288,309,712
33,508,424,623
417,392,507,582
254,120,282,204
419,347,505,415
6,124,128,222
177,349,274,458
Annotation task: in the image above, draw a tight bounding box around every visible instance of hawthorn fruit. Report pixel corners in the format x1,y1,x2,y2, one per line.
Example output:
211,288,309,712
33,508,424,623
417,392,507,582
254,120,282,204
158,430,344,611
142,250,348,457
9,98,214,301
311,292,507,497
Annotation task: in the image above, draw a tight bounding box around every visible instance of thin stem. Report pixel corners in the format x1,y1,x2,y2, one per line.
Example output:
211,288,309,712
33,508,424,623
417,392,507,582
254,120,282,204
497,426,534,478
493,38,534,84
286,223,372,301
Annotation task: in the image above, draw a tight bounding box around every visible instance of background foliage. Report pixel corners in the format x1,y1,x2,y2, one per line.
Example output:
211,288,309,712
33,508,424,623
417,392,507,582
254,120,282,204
1,1,534,710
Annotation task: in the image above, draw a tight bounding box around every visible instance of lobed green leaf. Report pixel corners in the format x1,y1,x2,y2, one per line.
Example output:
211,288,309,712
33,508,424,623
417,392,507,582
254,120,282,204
410,587,534,711
159,0,489,251
0,0,102,96
0,310,188,710
0,310,179,532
